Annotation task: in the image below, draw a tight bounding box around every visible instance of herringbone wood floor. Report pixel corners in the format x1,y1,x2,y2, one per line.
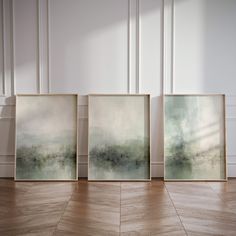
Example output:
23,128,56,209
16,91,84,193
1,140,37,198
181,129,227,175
0,179,236,235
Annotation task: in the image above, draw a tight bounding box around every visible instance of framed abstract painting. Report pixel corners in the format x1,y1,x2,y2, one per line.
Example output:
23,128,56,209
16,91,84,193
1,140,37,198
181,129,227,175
164,94,227,181
15,94,78,181
88,94,151,181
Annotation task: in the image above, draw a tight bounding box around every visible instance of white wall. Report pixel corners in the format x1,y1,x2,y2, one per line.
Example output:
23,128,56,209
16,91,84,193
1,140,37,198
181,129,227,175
0,0,235,177
172,0,236,176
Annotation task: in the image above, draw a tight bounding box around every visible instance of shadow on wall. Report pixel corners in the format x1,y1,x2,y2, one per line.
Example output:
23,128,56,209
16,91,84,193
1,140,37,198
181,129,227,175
151,96,164,166
8,0,169,94
8,0,236,95
0,97,16,158
203,0,236,94
48,0,164,93
174,0,236,94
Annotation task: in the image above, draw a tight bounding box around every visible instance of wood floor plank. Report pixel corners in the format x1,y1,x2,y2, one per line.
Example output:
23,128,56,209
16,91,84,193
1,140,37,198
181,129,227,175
120,227,186,236
181,215,236,236
120,216,184,233
1,226,55,236
55,228,119,236
0,212,61,235
68,199,120,213
121,182,185,235
167,180,236,236
62,208,120,226
0,179,236,235
5,201,67,218
57,218,120,235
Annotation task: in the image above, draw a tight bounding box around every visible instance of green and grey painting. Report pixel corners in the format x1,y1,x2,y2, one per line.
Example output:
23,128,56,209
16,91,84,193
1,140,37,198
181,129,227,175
88,95,150,180
164,95,226,180
15,95,77,180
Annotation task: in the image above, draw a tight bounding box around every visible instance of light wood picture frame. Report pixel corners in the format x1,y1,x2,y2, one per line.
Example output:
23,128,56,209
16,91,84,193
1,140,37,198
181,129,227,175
88,94,151,181
164,94,227,181
15,94,78,181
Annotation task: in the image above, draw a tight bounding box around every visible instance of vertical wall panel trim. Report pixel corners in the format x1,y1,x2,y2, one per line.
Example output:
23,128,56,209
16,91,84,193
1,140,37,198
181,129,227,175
163,0,172,94
136,0,140,94
163,0,167,94
160,0,164,95
47,0,50,93
128,0,137,94
38,0,49,94
11,0,15,95
171,0,174,94
2,0,11,96
1,0,5,95
36,0,41,94
127,0,130,94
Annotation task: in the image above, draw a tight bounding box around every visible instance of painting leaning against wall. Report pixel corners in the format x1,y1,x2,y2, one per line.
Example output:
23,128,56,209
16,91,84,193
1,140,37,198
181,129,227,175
88,95,150,180
164,95,226,181
15,95,78,180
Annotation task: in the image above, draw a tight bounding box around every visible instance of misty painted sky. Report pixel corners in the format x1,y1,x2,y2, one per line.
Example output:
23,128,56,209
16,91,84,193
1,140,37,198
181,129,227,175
16,95,77,145
89,95,149,147
165,95,225,155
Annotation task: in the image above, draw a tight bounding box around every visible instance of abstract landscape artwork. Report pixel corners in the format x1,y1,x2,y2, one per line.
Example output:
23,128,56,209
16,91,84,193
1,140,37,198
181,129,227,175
15,95,78,180
164,95,226,181
88,95,150,180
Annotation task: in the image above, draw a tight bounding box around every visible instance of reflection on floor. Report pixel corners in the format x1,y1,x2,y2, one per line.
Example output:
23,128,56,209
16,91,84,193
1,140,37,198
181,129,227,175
0,179,236,235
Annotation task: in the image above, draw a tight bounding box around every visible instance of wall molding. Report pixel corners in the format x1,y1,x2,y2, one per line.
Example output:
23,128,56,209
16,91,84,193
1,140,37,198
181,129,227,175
163,0,174,94
128,0,138,94
10,0,50,94
127,0,130,94
11,0,15,95
171,0,175,94
1,0,5,96
1,0,12,96
37,0,49,94
47,0,50,93
160,0,164,95
36,0,41,94
136,0,140,93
